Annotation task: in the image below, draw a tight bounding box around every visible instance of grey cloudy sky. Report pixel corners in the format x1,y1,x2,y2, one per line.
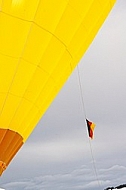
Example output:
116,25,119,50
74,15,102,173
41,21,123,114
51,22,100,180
0,0,126,189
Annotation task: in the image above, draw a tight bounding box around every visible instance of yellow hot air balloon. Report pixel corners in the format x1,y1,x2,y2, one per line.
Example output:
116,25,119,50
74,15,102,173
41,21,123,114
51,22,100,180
0,0,116,175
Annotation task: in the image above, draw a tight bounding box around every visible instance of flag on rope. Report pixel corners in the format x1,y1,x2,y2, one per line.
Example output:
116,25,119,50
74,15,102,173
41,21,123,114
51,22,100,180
86,119,96,139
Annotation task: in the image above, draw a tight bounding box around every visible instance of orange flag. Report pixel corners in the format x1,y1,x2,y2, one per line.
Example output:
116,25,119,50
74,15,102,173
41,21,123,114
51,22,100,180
86,119,96,139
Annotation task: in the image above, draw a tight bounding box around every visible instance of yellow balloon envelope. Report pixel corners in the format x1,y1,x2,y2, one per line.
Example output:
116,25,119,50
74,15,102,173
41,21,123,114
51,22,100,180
0,0,116,175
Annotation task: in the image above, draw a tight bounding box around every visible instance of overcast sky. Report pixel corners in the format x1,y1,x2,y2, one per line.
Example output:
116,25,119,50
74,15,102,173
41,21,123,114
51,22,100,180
0,0,126,190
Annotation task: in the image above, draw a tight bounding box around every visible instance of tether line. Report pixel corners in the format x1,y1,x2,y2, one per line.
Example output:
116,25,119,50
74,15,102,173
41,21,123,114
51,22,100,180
76,65,102,189
76,65,87,118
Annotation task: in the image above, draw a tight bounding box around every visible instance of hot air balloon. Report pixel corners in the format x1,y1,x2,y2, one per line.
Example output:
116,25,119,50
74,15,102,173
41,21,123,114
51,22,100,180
0,0,116,175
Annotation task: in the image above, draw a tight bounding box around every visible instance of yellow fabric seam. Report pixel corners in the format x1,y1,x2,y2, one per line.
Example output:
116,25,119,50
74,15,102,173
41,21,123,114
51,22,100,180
0,0,43,118
0,11,73,60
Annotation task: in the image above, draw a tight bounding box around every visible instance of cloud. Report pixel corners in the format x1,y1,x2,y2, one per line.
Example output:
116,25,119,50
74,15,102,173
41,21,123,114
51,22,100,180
2,181,28,190
2,164,126,190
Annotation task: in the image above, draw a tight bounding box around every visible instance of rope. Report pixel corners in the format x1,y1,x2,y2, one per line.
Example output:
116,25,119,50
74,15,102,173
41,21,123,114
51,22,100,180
88,139,102,188
76,65,102,189
77,65,87,119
